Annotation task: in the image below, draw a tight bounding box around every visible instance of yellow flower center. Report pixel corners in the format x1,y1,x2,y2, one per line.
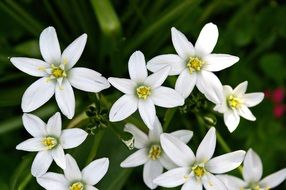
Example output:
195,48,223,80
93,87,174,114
227,95,241,109
42,136,57,150
51,64,66,78
136,86,151,100
192,165,205,178
148,145,161,160
187,57,204,73
69,182,84,190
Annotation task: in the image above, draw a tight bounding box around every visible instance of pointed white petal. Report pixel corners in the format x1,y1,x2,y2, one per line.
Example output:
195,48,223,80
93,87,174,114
69,68,110,92
148,117,163,142
37,172,69,190
144,66,170,88
196,127,216,163
175,69,197,98
151,87,184,108
138,99,156,129
242,93,264,107
224,110,240,133
170,130,193,144
85,185,98,190
147,54,185,75
64,154,82,181
51,146,66,169
82,158,109,185
259,168,286,189
124,123,148,149
182,177,202,190
203,54,239,72
55,80,75,119
21,77,55,112
143,160,163,189
31,151,53,177
171,27,195,59
206,150,246,174
120,148,148,167
153,167,189,188
22,113,46,137
159,153,177,170
233,81,248,96
217,175,247,190
160,133,195,167
238,105,256,121
223,85,233,95
60,128,88,149
39,26,61,64
243,149,263,183
62,34,87,69
109,95,138,122
108,77,136,94
10,57,49,77
128,51,147,82
47,112,62,137
202,173,227,190
16,137,46,152
195,23,218,56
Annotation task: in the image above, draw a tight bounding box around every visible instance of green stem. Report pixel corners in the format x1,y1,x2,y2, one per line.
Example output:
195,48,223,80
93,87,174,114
17,174,32,190
163,108,177,131
86,130,105,164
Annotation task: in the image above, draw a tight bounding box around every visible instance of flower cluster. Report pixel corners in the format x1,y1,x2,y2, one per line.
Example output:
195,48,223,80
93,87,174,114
12,23,285,189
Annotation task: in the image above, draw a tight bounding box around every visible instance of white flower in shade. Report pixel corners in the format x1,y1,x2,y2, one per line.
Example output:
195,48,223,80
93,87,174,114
154,127,246,190
16,112,88,177
10,26,110,119
108,51,184,129
120,117,193,189
218,149,286,190
37,154,109,190
213,81,264,133
147,23,239,104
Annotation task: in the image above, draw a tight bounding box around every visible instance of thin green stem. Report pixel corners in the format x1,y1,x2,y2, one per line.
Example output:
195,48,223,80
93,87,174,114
163,108,177,131
86,130,105,164
18,174,32,190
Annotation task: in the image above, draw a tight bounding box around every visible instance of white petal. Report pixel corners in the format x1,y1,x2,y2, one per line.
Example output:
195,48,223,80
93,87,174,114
31,151,53,177
153,167,189,188
148,117,163,142
22,113,46,137
108,77,136,94
147,54,185,75
10,57,49,77
217,175,247,190
51,146,66,169
124,123,148,149
21,77,55,112
109,95,138,122
223,85,233,96
69,68,110,92
196,127,216,163
55,80,75,119
159,153,177,170
85,185,98,190
64,154,82,181
143,160,163,189
82,158,109,185
37,172,69,190
233,81,248,96
120,148,148,167
60,128,88,149
138,99,156,129
203,173,227,190
47,112,62,137
144,66,170,88
224,110,240,133
39,26,61,64
62,34,87,69
128,51,147,82
16,137,46,152
203,54,239,72
242,93,264,107
206,150,246,174
182,177,202,190
151,87,184,108
160,133,195,167
170,130,193,144
171,27,195,59
175,69,197,98
195,23,218,56
259,168,286,189
243,149,263,183
238,105,256,121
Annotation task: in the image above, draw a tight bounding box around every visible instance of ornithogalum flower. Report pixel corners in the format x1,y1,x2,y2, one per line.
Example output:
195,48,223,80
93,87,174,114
37,154,109,190
108,51,184,129
120,117,193,189
214,81,264,132
154,127,245,190
10,26,110,119
218,149,286,190
147,23,239,104
16,113,88,177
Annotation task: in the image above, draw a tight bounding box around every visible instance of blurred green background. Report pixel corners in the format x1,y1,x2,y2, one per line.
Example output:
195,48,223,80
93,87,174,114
0,0,285,189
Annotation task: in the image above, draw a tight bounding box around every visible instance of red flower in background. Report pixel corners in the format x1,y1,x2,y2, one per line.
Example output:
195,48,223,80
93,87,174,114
265,88,285,118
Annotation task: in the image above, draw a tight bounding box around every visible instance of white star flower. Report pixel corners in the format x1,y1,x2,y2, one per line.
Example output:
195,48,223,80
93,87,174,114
37,154,109,190
154,127,246,190
147,23,239,104
218,149,286,190
10,26,110,119
16,112,88,177
108,50,184,129
213,81,264,132
120,117,193,189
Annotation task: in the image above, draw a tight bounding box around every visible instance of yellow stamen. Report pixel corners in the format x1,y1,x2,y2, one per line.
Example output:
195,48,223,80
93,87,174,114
69,182,84,190
42,137,57,150
51,64,66,78
148,145,161,160
192,165,205,178
227,95,241,109
136,86,151,100
187,57,204,73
